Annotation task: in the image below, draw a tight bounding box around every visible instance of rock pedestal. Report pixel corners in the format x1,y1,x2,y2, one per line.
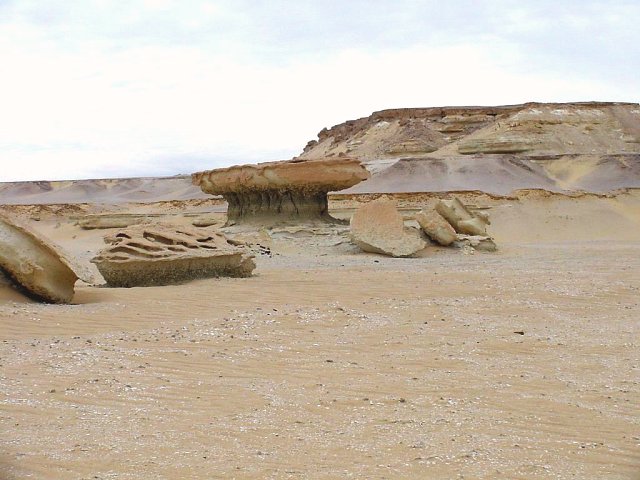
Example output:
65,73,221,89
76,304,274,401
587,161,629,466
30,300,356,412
192,157,369,224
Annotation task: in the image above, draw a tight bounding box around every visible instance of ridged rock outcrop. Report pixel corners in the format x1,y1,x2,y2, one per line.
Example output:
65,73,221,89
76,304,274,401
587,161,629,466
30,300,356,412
350,198,426,257
301,102,640,194
0,213,93,303
92,224,255,287
192,157,369,224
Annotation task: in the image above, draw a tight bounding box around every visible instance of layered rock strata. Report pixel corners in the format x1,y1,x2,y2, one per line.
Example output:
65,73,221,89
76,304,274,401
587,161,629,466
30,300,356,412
300,102,640,194
92,224,255,287
0,213,92,303
192,158,369,224
350,198,426,257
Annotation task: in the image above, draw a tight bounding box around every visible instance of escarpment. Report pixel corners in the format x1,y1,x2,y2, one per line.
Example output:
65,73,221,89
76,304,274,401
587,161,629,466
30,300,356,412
300,102,640,194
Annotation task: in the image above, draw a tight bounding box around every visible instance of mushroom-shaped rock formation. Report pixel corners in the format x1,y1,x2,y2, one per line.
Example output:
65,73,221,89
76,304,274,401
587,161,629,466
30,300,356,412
91,224,255,287
350,198,426,257
0,213,93,303
192,157,370,224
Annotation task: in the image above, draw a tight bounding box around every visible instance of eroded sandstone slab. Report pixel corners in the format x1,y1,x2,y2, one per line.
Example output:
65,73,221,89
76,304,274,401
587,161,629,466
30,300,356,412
92,224,255,287
350,198,426,257
0,213,93,303
192,157,369,224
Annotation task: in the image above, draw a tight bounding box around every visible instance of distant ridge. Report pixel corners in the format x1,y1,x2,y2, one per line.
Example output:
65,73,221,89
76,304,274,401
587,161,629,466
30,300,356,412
0,175,207,205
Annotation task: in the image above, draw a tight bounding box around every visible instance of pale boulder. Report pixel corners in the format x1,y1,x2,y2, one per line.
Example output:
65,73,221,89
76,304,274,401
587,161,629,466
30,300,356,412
435,198,489,236
350,198,426,257
415,209,457,246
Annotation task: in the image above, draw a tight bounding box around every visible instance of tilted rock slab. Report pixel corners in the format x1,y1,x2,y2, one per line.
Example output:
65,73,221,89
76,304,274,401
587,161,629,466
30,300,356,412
192,157,370,224
350,198,426,257
435,198,490,236
415,209,457,246
92,224,255,287
0,213,93,303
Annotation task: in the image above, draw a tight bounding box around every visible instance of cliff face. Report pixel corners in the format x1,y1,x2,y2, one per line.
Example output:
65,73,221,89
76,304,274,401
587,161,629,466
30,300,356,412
299,102,640,194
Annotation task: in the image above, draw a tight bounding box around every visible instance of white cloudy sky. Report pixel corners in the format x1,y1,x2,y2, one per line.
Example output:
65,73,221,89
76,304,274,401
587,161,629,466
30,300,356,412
1,0,638,181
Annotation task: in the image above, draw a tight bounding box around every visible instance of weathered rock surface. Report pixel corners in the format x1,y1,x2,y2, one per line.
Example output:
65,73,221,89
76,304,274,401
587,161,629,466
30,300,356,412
455,235,497,252
92,224,255,287
436,198,489,236
0,213,93,303
192,157,369,224
457,136,534,154
415,209,457,246
77,214,153,230
350,198,426,257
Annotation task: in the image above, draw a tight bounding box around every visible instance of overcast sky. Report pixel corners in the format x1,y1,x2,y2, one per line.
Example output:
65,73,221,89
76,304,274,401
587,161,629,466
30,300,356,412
1,0,638,181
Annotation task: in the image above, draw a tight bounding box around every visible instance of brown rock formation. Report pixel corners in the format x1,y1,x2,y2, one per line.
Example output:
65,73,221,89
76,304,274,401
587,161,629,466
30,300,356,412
192,158,369,224
92,224,255,287
0,213,93,303
350,198,426,257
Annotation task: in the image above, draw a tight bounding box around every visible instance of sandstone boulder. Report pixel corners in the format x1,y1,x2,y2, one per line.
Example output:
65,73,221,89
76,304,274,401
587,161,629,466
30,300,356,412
415,209,457,246
192,157,369,224
435,198,489,236
0,213,93,303
92,224,255,287
350,198,426,257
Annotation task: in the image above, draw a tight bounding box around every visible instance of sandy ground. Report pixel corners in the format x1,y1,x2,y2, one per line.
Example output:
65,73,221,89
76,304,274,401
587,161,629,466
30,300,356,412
1,194,640,479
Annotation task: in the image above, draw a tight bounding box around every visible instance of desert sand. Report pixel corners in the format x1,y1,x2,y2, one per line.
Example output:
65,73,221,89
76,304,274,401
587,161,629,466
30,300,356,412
0,188,639,479
1,102,640,479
